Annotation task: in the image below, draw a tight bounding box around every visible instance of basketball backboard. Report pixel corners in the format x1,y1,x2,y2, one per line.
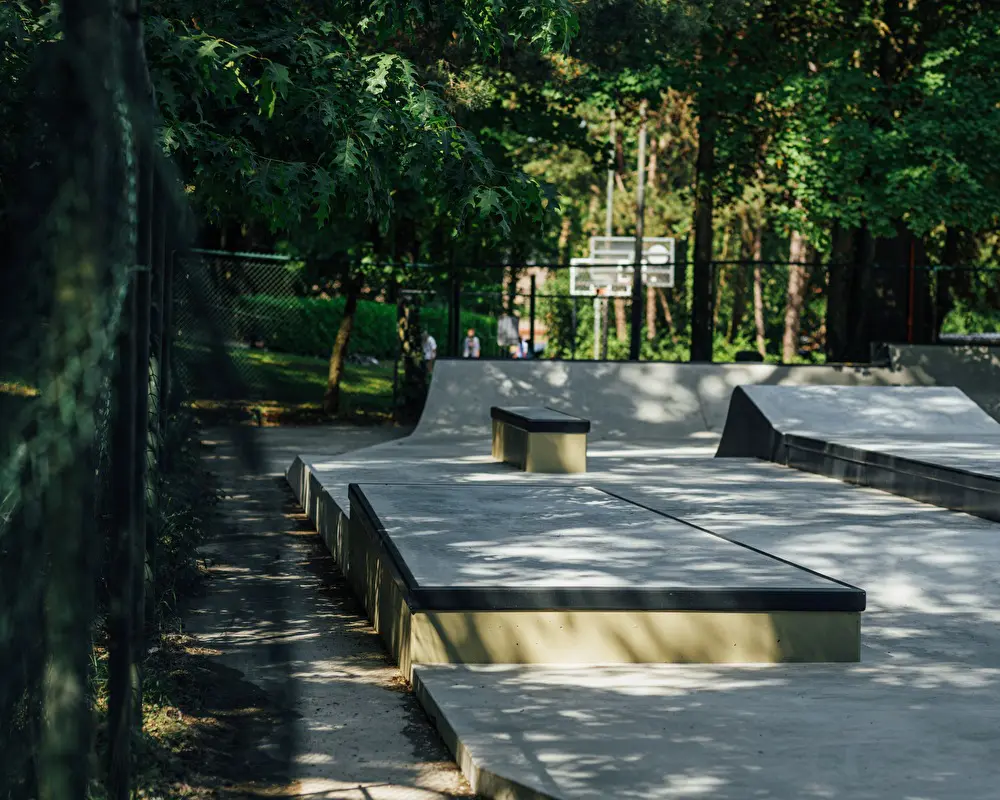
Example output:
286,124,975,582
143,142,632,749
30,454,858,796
569,236,675,296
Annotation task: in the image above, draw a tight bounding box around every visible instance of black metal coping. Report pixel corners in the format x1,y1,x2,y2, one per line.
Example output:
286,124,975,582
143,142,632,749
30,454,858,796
490,406,591,434
347,483,866,614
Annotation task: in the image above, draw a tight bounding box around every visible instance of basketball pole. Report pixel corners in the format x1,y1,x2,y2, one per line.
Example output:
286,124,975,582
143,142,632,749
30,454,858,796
597,108,616,361
629,99,649,361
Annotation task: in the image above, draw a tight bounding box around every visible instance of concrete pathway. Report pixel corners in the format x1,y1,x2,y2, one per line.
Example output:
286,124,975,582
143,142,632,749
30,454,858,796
188,424,473,799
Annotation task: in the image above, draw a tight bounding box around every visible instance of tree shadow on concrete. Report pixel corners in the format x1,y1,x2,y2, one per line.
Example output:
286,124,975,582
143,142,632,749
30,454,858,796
193,433,473,799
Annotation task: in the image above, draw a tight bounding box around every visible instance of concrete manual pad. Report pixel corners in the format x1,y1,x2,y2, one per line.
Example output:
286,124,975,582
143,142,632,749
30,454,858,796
414,661,1000,800
344,483,862,671
716,384,1000,521
350,483,859,608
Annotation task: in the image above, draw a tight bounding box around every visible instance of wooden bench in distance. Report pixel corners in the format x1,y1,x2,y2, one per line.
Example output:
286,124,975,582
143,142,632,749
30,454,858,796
346,483,864,680
491,406,590,474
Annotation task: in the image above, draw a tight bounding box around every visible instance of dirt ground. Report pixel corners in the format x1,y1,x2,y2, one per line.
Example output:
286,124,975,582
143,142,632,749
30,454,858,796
156,423,473,799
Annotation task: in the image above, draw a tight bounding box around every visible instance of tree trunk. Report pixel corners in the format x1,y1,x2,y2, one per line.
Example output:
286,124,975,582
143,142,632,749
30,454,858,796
751,225,766,357
934,227,968,339
613,298,627,340
657,289,679,344
324,275,361,415
646,286,656,340
781,227,809,362
557,214,573,265
691,88,717,361
712,225,732,329
729,214,750,343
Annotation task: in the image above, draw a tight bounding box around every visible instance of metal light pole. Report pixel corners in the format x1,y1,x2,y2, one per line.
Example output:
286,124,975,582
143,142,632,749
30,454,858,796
629,99,649,361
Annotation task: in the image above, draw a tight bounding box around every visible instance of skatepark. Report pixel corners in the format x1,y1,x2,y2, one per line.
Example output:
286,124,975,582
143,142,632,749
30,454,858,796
285,345,1000,799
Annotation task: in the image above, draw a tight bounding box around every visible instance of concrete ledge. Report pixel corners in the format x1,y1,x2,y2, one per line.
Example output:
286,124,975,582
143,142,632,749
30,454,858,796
716,385,1000,521
491,410,589,473
346,483,863,674
783,433,1000,523
286,455,351,562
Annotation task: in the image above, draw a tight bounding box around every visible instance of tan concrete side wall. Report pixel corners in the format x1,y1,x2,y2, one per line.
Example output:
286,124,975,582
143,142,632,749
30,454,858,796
409,609,859,667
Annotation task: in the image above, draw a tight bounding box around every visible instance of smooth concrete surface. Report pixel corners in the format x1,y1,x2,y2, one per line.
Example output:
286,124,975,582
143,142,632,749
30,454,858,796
290,448,1000,798
414,359,924,443
414,661,1000,800
716,384,1000,520
720,384,999,438
402,456,1000,798
351,483,855,597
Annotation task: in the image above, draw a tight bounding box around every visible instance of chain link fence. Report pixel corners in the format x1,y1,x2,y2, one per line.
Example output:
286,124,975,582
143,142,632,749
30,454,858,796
169,256,1000,424
0,6,259,797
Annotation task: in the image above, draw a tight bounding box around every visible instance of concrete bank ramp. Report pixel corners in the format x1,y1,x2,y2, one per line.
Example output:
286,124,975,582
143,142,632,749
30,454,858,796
416,359,921,443
884,343,1000,421
716,385,1000,520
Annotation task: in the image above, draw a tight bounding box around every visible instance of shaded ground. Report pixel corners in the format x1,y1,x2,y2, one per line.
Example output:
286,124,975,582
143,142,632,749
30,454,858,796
150,424,471,799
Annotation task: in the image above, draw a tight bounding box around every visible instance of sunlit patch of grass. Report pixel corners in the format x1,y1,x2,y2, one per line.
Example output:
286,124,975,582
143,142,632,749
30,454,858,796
0,380,39,397
182,348,397,424
91,631,292,799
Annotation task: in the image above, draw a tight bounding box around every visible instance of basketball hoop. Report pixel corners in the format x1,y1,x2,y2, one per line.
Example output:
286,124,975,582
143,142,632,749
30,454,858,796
570,236,675,297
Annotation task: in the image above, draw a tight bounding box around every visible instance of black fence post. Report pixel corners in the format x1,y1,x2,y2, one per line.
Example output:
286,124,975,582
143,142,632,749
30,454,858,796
160,248,175,415
570,296,577,360
132,144,153,717
529,275,536,356
107,275,137,800
449,268,461,357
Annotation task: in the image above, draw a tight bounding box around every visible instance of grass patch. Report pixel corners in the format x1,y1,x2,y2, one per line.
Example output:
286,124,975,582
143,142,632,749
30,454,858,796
0,380,38,397
89,630,294,799
179,346,397,424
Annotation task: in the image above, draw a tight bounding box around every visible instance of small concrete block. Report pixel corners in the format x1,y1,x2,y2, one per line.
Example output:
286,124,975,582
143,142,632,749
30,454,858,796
491,407,590,473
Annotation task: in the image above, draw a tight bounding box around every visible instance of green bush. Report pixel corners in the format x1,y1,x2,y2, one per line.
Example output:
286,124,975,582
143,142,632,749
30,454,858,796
235,295,500,360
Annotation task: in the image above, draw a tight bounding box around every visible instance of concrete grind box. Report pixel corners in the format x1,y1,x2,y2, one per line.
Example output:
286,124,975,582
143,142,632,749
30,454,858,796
345,484,864,679
490,406,590,473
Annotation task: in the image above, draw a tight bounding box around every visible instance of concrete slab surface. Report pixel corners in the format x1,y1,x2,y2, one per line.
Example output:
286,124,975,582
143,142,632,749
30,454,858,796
414,661,1000,800
723,384,999,438
352,483,854,598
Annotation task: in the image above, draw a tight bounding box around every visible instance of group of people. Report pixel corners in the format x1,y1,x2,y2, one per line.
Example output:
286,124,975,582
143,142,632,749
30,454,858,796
420,326,532,367
420,327,481,367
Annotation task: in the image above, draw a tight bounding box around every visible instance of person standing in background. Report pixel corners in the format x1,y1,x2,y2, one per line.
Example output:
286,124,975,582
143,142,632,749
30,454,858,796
463,328,481,358
422,330,437,372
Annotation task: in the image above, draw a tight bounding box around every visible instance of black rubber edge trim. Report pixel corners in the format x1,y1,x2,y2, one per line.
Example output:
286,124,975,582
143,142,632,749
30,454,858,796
349,483,864,613
784,433,1000,524
490,406,591,434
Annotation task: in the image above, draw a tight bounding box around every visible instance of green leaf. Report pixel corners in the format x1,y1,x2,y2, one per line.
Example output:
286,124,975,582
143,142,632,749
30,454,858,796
335,136,362,176
365,54,396,95
476,187,500,213
265,62,292,98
